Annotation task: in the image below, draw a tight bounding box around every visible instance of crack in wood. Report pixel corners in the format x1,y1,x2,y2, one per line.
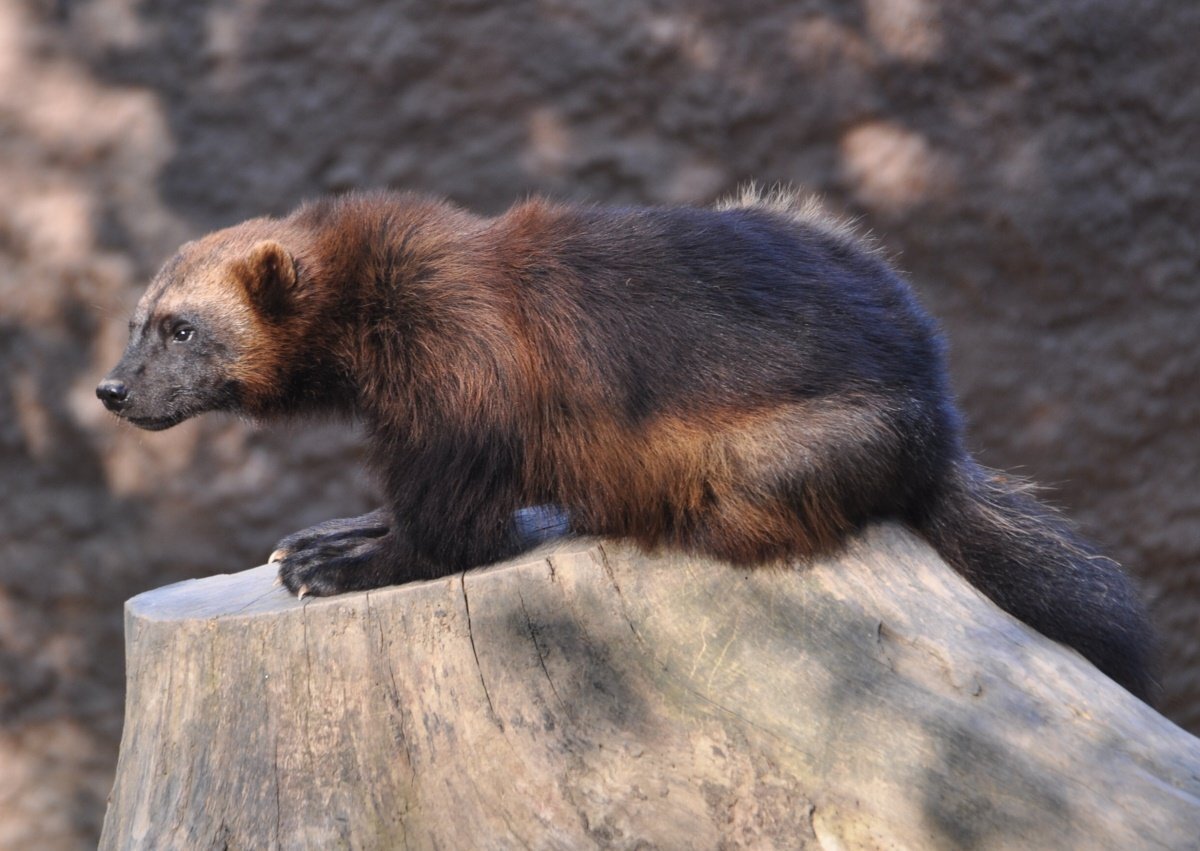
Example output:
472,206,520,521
365,591,417,785
300,604,317,781
517,586,566,716
460,572,500,727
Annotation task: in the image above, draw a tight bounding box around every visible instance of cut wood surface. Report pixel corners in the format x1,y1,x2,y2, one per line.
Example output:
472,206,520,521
100,525,1200,849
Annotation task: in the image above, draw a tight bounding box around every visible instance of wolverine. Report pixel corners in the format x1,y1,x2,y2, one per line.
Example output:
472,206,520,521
98,188,1155,700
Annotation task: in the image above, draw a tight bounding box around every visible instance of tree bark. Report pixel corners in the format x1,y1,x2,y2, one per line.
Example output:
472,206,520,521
100,525,1200,849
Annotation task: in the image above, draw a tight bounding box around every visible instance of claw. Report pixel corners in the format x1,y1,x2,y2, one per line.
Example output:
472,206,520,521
273,575,282,587
297,584,309,600
269,548,287,564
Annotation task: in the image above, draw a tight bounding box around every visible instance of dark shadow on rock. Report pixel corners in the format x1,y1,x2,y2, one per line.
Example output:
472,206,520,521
920,721,1069,849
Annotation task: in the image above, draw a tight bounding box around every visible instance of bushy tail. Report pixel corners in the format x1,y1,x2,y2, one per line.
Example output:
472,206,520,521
912,459,1157,702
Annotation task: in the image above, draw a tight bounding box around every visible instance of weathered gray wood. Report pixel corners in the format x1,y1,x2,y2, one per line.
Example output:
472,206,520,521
100,525,1200,849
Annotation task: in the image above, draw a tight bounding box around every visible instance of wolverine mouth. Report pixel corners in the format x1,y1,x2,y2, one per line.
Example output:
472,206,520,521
126,413,188,431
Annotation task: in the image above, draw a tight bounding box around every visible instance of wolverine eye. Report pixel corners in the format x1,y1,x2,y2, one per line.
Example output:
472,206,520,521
171,324,195,343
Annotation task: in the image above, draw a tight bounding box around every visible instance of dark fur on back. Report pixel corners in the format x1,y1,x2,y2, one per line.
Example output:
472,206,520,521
100,188,1157,701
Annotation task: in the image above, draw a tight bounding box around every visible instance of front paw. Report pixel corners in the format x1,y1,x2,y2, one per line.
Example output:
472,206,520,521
277,534,388,598
268,508,389,567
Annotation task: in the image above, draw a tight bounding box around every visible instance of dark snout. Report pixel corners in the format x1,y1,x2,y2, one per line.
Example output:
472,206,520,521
95,350,205,431
96,378,130,412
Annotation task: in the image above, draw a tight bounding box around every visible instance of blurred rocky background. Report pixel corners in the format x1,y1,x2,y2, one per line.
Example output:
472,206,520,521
0,0,1196,845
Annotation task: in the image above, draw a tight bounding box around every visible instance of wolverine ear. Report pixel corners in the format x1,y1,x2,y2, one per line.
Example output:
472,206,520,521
238,240,298,321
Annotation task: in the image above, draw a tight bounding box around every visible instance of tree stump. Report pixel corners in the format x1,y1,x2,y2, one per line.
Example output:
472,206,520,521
100,525,1200,849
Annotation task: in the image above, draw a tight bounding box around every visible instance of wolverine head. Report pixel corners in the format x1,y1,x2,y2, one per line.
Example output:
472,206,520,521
98,224,303,430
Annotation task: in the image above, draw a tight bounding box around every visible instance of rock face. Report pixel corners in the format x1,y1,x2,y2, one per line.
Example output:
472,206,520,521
0,0,1197,846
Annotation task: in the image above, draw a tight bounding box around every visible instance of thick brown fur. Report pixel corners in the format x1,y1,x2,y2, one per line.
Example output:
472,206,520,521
99,188,1156,701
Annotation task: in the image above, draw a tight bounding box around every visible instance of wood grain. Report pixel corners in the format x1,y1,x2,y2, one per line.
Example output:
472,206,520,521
100,525,1200,849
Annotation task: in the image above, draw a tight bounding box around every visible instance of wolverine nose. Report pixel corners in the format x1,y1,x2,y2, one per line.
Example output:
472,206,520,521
96,379,130,411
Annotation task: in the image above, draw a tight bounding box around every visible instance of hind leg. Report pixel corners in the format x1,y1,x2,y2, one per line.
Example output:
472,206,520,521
683,488,848,566
699,398,932,564
600,399,916,566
